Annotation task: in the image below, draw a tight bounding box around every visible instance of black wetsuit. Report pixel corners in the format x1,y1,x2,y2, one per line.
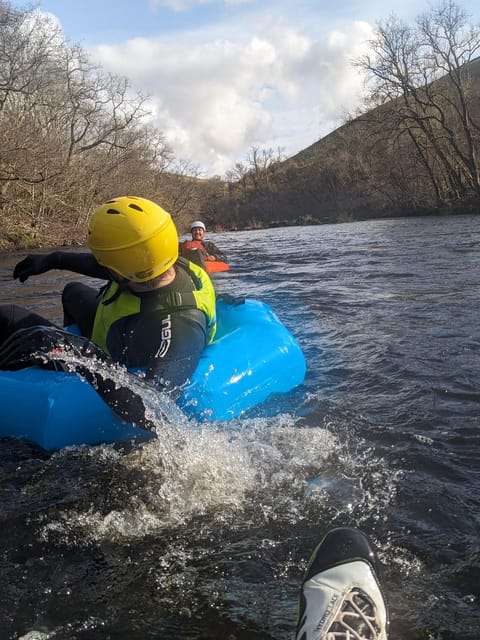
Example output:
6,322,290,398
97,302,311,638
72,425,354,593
0,252,216,429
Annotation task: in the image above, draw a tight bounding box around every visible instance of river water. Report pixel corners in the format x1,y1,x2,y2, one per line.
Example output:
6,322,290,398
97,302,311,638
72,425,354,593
0,215,479,639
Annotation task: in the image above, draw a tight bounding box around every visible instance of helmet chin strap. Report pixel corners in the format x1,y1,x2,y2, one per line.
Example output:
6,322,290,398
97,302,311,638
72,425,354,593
100,277,131,305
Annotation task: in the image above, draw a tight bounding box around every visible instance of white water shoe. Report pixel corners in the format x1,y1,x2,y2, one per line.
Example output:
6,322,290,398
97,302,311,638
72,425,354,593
296,527,389,640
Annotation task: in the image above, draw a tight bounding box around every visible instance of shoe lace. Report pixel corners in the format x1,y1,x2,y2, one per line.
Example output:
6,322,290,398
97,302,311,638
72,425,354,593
325,587,383,640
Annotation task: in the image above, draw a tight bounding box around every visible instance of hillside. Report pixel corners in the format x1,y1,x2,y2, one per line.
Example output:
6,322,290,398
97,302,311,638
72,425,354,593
204,52,480,230
292,56,480,168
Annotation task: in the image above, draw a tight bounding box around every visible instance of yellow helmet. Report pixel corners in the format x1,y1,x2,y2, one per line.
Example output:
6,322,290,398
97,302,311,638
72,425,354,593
88,196,178,282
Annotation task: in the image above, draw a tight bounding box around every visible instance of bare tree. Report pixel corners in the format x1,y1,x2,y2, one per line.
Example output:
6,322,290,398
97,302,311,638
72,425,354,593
417,0,480,194
0,1,179,247
355,0,480,206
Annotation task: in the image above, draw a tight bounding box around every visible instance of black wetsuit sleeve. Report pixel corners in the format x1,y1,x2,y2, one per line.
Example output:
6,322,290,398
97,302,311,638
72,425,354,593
13,251,110,282
146,310,207,395
202,241,227,262
47,252,111,279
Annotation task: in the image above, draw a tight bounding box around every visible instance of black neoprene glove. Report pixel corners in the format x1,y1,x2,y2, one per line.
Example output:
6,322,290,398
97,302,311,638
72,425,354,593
13,254,54,282
0,326,156,432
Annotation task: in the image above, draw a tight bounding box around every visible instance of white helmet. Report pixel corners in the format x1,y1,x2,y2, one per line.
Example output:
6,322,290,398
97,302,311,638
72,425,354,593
191,220,206,231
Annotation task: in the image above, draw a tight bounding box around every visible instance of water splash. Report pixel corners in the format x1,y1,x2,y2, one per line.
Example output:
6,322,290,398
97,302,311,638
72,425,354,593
38,413,341,545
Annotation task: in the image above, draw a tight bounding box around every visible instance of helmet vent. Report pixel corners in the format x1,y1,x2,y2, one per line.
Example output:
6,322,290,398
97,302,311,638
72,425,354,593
105,208,121,215
128,203,144,212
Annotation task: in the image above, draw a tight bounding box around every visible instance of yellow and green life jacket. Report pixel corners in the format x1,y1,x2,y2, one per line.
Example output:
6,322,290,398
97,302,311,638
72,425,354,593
91,257,216,357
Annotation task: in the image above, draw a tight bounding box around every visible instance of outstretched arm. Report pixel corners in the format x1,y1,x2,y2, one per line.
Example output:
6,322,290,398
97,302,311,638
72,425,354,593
13,251,110,282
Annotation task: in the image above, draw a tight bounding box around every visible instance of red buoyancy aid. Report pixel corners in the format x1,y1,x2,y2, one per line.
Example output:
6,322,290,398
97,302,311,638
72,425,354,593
181,240,206,254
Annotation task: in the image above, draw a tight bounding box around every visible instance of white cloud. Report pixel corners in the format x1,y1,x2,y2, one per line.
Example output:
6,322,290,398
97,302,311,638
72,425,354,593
90,14,374,175
150,0,253,11
9,0,480,177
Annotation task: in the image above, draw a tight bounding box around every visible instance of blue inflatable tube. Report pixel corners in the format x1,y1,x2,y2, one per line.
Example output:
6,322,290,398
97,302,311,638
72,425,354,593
0,298,306,450
179,298,306,420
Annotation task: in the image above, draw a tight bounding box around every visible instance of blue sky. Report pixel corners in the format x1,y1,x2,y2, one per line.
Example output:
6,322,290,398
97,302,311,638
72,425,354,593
10,0,480,176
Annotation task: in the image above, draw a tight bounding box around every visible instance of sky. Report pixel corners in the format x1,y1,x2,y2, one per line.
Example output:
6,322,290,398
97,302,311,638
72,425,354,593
10,0,480,176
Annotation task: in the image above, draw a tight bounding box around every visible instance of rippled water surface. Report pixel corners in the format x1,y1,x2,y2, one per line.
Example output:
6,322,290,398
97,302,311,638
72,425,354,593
1,215,479,639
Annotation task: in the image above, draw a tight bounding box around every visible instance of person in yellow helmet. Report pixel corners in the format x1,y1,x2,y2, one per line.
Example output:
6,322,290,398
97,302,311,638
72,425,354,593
0,196,217,430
